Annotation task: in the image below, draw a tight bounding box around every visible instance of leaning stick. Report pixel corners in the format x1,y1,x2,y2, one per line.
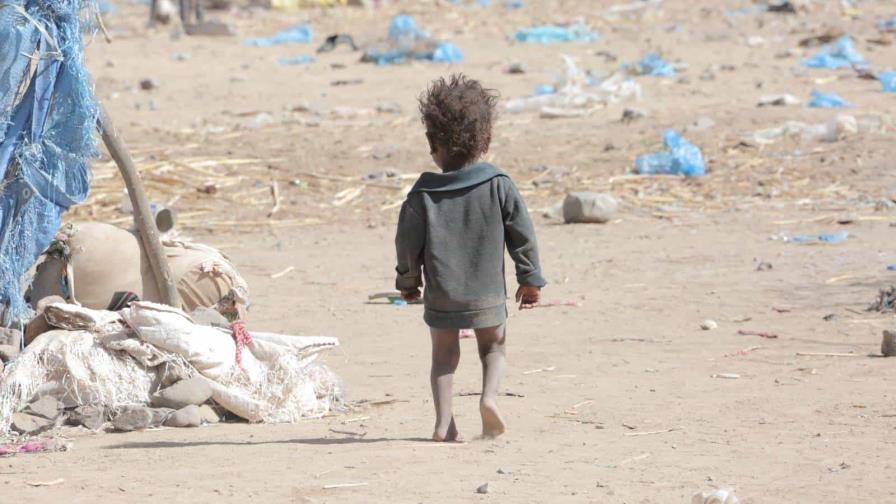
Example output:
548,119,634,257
97,106,181,308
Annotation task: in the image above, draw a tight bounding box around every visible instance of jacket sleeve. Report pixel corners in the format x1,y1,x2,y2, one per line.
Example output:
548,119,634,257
394,197,426,291
499,177,546,287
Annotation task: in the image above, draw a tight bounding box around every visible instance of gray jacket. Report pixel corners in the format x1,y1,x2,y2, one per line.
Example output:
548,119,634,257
395,163,545,329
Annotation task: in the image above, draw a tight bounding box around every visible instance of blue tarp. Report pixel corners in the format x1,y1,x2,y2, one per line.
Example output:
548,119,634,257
801,36,866,69
881,71,896,93
0,0,98,326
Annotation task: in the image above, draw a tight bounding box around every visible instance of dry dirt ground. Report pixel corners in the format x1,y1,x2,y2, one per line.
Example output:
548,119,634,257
5,0,896,502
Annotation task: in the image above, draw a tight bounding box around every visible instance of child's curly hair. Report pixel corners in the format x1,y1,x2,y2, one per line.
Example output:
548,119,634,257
419,74,499,169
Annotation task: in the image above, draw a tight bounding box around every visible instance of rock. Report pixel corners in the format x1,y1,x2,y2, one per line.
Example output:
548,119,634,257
70,405,107,430
25,396,64,420
139,79,157,91
11,413,54,435
0,344,18,363
152,376,213,409
882,330,896,357
199,404,221,424
621,108,646,123
476,482,490,494
496,467,513,475
756,261,773,271
113,407,153,432
0,326,21,347
189,307,229,329
164,405,202,428
700,319,719,331
562,192,618,224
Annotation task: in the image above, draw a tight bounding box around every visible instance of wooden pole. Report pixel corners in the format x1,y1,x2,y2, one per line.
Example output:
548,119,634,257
96,106,181,308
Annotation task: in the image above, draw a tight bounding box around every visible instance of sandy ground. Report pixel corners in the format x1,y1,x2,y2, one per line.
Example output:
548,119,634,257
6,0,896,502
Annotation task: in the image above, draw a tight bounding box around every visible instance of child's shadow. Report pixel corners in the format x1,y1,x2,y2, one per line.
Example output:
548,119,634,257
105,436,434,450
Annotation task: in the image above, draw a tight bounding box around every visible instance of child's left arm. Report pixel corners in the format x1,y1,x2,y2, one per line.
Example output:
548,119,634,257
499,178,546,295
395,197,426,299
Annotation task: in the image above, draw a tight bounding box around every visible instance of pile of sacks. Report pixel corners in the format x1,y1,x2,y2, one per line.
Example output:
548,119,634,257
1,301,342,436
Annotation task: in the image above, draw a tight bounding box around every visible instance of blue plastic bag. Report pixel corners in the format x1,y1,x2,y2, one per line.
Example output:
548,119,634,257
807,89,849,108
244,24,312,47
388,15,424,41
277,55,315,65
880,71,896,93
534,84,555,96
514,23,597,44
504,0,525,8
801,36,866,69
431,42,463,63
790,230,849,244
634,53,675,76
635,130,705,177
878,18,896,31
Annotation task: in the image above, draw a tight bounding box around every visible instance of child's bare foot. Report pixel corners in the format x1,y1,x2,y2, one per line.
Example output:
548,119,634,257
479,399,506,439
432,416,462,442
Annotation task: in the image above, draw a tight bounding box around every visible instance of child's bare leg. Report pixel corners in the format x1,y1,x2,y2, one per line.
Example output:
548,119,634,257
474,324,507,438
430,328,461,441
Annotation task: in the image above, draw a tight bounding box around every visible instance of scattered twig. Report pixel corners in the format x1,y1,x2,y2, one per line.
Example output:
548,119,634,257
523,366,555,375
711,373,741,379
329,428,366,437
269,265,295,279
323,483,369,490
267,179,281,217
738,329,778,339
796,352,863,357
724,345,762,357
618,453,651,465
343,416,370,424
96,12,112,43
624,427,681,437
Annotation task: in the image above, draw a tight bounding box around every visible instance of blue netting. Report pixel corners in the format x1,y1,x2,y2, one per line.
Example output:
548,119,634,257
0,0,98,326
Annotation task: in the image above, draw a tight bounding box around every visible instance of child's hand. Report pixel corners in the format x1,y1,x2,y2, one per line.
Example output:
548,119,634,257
516,285,541,310
401,288,421,302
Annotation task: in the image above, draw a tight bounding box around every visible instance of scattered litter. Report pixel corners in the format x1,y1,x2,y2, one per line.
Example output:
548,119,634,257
504,56,641,115
801,36,866,69
795,352,861,358
514,23,598,44
878,18,896,32
269,266,295,279
756,261,773,271
692,488,739,504
700,320,718,331
277,55,315,66
724,346,762,358
0,438,70,457
737,329,778,339
317,34,358,53
635,130,705,177
476,482,491,494
881,72,896,93
888,265,896,271
750,114,886,144
244,24,312,47
868,286,896,313
787,230,849,244
757,94,800,107
633,53,675,76
362,16,463,64
497,467,513,475
808,90,849,108
523,366,555,375
882,330,896,357
562,192,617,224
534,84,556,96
711,373,741,379
624,427,680,436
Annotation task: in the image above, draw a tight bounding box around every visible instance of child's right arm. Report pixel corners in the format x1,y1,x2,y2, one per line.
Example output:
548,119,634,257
394,198,426,296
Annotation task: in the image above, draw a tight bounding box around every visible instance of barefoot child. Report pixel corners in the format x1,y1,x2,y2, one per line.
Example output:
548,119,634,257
394,74,545,441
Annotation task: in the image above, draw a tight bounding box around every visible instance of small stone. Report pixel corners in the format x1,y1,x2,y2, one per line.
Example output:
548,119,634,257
164,405,202,428
151,376,213,409
0,327,21,347
756,261,773,271
621,108,646,123
70,405,107,430
112,406,153,432
496,467,513,475
0,344,18,363
476,482,490,494
375,102,402,114
882,330,896,357
562,192,618,224
139,79,157,91
199,405,221,424
25,396,63,420
11,413,54,435
700,319,718,331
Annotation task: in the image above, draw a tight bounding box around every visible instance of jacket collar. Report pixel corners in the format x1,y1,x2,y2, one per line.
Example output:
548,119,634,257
409,162,505,194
